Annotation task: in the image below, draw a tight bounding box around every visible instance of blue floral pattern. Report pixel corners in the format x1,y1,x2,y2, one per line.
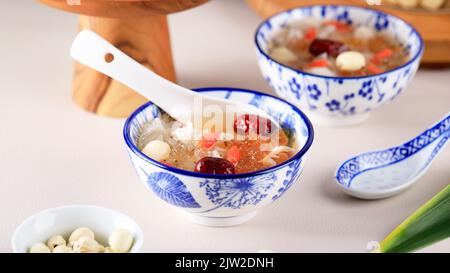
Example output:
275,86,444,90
144,171,201,208
272,159,303,201
358,80,374,100
199,173,277,211
325,99,340,111
336,10,352,25
289,77,302,99
375,13,389,31
307,84,321,100
344,93,355,101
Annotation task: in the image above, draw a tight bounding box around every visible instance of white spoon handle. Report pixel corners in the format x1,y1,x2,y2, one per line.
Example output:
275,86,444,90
70,30,278,130
70,30,197,122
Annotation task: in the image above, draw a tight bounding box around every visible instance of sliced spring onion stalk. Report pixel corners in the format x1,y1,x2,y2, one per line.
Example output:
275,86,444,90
377,185,450,253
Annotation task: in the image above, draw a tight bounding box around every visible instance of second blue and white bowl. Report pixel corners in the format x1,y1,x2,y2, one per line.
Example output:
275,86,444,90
255,5,423,126
124,87,314,227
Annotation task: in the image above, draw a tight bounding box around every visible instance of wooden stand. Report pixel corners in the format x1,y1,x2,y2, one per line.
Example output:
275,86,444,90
39,0,209,117
246,0,450,65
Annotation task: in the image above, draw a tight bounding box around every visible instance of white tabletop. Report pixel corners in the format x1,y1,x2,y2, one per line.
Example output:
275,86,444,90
1,0,449,253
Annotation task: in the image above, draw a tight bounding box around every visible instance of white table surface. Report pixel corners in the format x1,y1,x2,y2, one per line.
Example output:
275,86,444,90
1,0,449,253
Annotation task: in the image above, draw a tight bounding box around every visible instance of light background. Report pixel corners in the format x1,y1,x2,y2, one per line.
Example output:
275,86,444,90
0,0,449,252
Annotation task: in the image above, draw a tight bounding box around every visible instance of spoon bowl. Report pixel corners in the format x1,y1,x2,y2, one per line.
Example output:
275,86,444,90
335,113,450,199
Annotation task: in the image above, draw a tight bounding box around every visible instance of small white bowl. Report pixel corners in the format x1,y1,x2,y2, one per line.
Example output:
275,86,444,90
11,205,143,253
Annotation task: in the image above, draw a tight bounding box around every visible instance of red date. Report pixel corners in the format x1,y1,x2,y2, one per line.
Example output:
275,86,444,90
194,157,236,175
309,39,348,58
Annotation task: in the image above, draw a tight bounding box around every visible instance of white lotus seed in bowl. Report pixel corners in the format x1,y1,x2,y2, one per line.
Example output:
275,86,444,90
109,228,134,253
29,243,51,253
25,227,135,253
142,140,171,162
68,227,95,246
336,51,366,72
52,245,73,253
72,236,103,253
47,235,66,250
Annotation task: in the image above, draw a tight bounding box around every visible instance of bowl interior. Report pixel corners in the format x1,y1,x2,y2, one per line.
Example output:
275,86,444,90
125,87,313,177
12,205,143,253
255,5,422,64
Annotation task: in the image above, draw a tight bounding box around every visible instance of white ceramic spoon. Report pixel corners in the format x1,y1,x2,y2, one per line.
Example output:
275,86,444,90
335,113,450,200
70,30,277,131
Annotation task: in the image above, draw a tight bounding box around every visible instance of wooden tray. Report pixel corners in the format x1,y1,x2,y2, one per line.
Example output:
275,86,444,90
246,0,450,65
39,0,209,117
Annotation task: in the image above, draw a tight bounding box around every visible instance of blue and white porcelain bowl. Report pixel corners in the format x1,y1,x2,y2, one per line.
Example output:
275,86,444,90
255,5,424,126
124,87,314,227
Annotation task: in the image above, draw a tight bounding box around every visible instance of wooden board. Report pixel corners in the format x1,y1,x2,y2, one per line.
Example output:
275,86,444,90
246,0,450,64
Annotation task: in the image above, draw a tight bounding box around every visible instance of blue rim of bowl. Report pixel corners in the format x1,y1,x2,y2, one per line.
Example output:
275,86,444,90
254,4,424,80
123,87,314,179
